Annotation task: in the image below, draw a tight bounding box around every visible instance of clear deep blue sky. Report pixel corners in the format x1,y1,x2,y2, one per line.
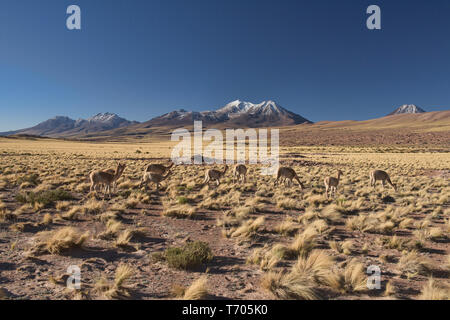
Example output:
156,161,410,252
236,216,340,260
1,0,449,131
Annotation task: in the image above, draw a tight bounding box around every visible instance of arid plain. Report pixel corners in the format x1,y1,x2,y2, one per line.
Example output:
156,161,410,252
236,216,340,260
0,117,449,300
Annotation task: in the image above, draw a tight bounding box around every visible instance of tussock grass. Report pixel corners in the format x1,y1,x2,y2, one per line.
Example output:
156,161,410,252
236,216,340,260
0,208,15,222
342,240,354,255
261,271,321,300
286,228,318,259
41,213,53,225
318,205,343,224
325,259,367,294
398,251,433,278
276,198,302,210
329,240,343,254
32,227,89,255
162,204,196,219
384,280,396,297
95,264,134,299
384,235,406,250
419,278,449,300
181,276,209,300
55,201,71,211
274,219,298,236
247,244,286,271
227,217,265,239
98,219,123,240
292,250,334,284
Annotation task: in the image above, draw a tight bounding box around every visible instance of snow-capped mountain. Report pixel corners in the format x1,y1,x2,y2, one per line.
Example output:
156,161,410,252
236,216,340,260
0,113,138,137
388,104,426,116
143,100,311,128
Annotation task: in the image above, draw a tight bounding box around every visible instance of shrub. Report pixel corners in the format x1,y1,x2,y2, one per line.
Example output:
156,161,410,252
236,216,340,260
16,189,73,208
177,196,189,204
16,173,40,186
164,241,213,270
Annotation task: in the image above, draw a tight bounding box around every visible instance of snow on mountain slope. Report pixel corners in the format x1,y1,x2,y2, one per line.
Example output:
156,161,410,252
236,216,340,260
144,100,312,127
388,104,426,116
1,113,138,137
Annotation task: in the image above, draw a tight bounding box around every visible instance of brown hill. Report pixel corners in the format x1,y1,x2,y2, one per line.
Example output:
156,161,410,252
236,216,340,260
280,111,450,147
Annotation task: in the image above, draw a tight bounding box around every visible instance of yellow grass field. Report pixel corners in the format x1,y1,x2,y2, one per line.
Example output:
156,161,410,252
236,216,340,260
0,137,449,300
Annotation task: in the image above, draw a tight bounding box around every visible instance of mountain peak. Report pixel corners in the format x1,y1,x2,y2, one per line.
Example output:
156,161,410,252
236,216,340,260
87,112,121,122
145,100,311,127
388,104,426,116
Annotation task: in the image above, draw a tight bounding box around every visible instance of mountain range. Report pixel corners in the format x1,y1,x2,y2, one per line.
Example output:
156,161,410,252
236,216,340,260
0,101,444,139
0,113,138,138
141,100,311,128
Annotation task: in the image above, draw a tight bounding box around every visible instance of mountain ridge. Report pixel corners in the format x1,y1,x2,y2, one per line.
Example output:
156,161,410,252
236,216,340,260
1,102,448,140
0,113,138,138
142,100,312,128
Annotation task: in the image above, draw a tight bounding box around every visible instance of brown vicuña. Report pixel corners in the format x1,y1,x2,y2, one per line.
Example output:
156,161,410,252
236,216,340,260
324,170,343,198
90,163,126,195
204,165,228,186
275,166,304,189
233,164,247,184
145,162,174,175
370,170,397,191
140,170,172,190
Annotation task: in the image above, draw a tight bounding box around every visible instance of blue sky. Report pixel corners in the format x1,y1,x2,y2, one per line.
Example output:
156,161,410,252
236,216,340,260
1,0,449,131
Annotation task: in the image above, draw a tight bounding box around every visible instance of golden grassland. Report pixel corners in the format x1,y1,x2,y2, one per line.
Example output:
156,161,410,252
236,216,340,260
0,137,449,300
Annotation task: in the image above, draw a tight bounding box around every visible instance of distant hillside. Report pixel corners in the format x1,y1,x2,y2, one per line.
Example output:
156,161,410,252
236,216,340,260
0,113,138,138
279,111,450,147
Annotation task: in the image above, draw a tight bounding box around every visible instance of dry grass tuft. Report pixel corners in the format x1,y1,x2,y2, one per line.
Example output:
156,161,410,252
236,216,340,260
32,227,89,255
293,250,334,284
325,259,367,294
162,204,196,219
182,276,209,300
419,278,449,300
95,264,134,299
261,271,321,300
398,251,433,278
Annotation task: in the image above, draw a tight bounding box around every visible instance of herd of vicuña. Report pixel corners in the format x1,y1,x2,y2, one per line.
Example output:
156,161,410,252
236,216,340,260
89,161,397,198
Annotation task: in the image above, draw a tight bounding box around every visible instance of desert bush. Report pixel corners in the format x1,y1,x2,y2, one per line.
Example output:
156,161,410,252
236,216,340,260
16,189,73,208
163,241,213,270
16,173,40,186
